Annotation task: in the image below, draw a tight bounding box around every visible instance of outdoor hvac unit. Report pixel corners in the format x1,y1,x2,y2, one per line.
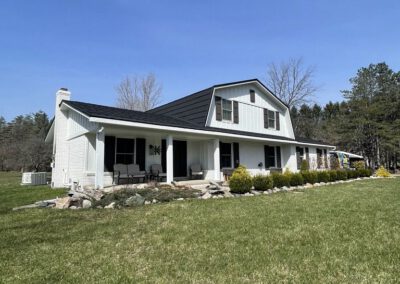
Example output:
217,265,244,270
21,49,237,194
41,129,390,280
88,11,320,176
21,172,47,186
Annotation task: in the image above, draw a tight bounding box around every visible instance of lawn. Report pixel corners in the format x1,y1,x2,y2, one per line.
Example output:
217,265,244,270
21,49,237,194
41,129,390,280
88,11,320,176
0,172,399,283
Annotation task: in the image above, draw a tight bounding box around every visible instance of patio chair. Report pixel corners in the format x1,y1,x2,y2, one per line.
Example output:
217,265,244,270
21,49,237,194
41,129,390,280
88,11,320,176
113,164,130,185
190,164,204,179
128,164,146,183
150,164,167,182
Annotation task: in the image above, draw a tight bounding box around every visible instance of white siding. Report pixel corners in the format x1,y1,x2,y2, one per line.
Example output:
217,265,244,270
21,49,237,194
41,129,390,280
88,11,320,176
206,83,295,139
67,111,97,140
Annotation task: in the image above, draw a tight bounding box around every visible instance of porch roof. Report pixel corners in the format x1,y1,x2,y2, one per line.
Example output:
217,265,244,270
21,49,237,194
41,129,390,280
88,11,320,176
61,100,334,148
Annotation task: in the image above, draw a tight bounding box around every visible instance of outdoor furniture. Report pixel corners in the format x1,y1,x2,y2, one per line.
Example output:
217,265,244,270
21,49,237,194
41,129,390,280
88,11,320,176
113,164,130,185
150,164,167,182
128,164,146,183
190,164,204,179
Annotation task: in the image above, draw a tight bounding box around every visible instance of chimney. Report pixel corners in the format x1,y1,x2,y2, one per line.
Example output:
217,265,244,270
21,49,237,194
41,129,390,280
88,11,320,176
55,87,71,109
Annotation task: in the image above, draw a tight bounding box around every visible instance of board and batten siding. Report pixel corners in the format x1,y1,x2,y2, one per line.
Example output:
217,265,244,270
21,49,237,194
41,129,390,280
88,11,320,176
206,83,295,139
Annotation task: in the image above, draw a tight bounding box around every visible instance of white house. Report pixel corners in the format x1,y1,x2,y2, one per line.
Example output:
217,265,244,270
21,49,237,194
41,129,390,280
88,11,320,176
45,79,334,189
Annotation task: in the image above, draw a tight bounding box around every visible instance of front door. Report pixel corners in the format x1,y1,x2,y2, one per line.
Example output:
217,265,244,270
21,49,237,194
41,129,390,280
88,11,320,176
173,140,187,177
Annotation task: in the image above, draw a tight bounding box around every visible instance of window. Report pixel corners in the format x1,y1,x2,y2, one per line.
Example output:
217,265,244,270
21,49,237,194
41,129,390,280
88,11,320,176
265,145,276,168
250,89,255,103
220,142,232,168
268,110,275,128
222,99,232,121
116,138,135,164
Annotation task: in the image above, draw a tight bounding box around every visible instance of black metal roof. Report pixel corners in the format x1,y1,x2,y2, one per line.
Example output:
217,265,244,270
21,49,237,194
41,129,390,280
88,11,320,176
63,100,298,142
61,78,332,146
147,78,290,126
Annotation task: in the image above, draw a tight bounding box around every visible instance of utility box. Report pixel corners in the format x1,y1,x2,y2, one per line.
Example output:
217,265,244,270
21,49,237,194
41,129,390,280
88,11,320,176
21,172,47,186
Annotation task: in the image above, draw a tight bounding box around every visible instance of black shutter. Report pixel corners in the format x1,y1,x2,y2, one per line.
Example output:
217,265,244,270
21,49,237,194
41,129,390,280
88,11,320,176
276,146,282,168
219,141,223,169
161,139,166,173
233,101,239,124
104,136,115,172
264,109,268,128
233,142,240,168
323,149,328,168
215,96,222,121
250,89,255,103
275,111,280,130
136,138,146,171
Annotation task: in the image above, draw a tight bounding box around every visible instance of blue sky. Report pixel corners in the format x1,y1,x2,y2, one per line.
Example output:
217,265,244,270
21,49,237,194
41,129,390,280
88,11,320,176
1,0,399,121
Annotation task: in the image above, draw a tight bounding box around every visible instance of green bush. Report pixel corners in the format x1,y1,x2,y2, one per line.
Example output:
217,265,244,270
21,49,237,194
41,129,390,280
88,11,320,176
300,160,309,171
317,171,330,183
346,170,359,179
352,160,365,170
252,175,273,191
272,173,291,188
229,165,253,194
328,170,337,181
336,170,348,180
289,173,304,186
301,171,318,184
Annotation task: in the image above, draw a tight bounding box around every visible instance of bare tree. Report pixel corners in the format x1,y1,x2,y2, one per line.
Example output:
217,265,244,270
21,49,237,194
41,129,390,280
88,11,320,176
116,73,162,111
266,58,318,108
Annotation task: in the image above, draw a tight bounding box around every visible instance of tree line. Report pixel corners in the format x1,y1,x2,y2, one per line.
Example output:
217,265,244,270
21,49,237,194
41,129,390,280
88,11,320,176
288,63,400,170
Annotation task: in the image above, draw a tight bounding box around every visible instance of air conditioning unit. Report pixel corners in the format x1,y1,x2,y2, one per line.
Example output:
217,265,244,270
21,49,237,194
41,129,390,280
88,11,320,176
21,172,47,186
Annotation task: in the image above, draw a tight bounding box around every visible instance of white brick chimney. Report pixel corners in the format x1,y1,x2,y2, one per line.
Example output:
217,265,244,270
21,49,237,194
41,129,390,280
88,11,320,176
51,88,71,188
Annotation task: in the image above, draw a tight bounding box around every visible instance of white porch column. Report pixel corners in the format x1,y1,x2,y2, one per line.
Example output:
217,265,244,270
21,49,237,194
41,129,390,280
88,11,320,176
213,138,221,181
166,135,174,183
95,127,105,189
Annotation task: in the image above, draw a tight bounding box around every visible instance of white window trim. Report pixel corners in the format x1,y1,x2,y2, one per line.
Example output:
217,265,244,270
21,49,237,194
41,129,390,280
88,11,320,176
222,99,233,122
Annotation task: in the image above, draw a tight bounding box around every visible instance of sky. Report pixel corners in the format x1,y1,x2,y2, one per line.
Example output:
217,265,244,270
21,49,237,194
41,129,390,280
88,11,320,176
1,0,399,121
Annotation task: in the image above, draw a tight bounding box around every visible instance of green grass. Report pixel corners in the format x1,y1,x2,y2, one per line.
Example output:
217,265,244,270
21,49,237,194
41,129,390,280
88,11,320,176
0,172,400,283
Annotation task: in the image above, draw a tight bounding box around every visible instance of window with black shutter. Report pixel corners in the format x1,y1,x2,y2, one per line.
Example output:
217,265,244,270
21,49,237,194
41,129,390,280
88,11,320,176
264,145,276,168
220,142,232,168
116,138,135,164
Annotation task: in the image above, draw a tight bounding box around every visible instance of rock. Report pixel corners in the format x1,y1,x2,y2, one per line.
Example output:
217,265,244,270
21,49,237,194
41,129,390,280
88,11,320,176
144,200,152,205
201,192,212,199
125,194,145,207
68,188,103,201
35,201,50,207
304,183,313,188
96,206,103,209
176,198,184,201
69,206,78,210
268,189,273,194
224,191,234,198
136,184,148,190
314,183,321,187
82,199,92,209
12,204,39,211
104,202,115,209
320,182,326,186
297,186,305,190
152,199,157,203
209,189,225,195
263,191,270,195
251,190,261,195
55,197,70,209
209,180,222,189
244,192,254,197
281,186,289,191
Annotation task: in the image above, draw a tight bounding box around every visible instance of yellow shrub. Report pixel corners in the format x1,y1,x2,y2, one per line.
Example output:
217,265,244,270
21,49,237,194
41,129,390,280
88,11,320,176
375,166,391,178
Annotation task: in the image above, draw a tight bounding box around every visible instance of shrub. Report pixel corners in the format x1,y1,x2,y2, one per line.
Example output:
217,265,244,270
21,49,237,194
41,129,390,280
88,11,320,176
336,170,348,180
301,171,318,184
317,171,330,183
328,170,337,181
376,166,391,178
352,160,365,171
348,170,360,179
272,173,291,188
252,174,273,191
300,160,309,171
289,173,304,186
229,165,253,193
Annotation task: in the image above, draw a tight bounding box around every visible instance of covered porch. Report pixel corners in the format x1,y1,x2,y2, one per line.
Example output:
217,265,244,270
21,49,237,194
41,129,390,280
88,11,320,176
90,124,297,189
